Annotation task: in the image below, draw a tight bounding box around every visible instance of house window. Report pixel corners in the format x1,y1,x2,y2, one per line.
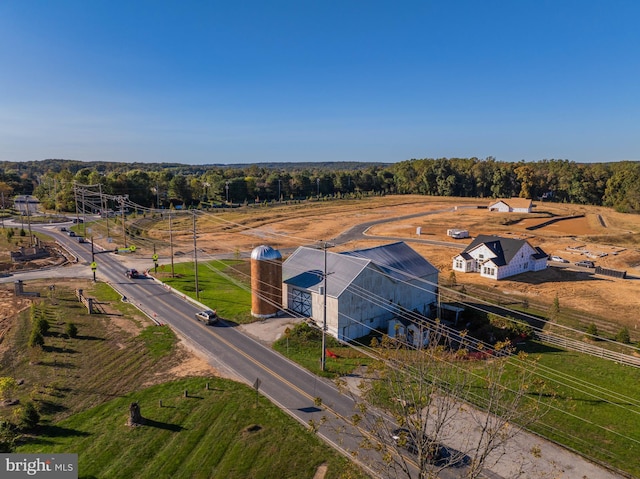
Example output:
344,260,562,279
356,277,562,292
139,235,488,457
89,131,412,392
479,254,484,260
455,259,463,269
523,262,528,269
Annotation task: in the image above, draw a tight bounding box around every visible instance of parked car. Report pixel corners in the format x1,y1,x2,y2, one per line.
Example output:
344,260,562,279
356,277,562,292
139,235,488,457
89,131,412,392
78,237,87,243
575,260,595,268
549,255,569,263
68,231,76,237
195,310,218,325
125,268,140,279
391,428,444,463
60,227,67,232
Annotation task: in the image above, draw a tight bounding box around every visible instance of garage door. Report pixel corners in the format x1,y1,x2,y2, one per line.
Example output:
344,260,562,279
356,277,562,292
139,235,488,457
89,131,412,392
289,288,312,316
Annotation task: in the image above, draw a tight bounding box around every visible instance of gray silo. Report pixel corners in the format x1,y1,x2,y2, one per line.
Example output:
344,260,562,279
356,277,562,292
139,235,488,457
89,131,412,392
250,245,283,318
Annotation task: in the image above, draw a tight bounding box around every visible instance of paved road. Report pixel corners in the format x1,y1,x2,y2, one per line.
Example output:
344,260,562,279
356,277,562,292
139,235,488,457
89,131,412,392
5,220,629,479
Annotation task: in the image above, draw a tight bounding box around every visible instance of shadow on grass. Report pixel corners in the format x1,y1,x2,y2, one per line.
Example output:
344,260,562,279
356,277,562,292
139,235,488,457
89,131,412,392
75,335,105,341
43,345,78,354
142,417,185,432
40,360,77,369
24,424,90,446
36,399,69,415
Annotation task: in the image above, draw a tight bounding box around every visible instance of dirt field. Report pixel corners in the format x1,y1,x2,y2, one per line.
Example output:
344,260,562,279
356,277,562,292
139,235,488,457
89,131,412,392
170,196,640,332
2,196,639,344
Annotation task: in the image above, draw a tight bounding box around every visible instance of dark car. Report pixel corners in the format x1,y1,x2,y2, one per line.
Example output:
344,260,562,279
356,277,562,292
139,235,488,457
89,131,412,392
60,227,68,232
125,268,139,279
575,260,595,268
195,310,218,325
391,428,444,463
68,231,76,237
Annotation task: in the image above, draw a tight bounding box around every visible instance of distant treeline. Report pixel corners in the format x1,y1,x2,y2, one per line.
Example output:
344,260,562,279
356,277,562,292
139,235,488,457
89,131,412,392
0,157,638,214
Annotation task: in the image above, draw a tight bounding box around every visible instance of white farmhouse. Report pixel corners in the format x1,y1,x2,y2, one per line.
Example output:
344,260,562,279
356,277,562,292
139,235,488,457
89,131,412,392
282,242,439,342
452,234,547,280
488,197,533,213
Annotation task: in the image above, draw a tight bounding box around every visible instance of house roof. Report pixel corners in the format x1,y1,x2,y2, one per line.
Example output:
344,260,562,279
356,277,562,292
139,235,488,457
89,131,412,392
489,197,532,209
461,234,538,266
283,242,438,297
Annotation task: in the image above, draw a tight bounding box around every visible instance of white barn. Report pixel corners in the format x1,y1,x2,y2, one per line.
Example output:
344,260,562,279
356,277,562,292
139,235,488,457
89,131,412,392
488,198,533,213
282,242,439,342
452,234,547,280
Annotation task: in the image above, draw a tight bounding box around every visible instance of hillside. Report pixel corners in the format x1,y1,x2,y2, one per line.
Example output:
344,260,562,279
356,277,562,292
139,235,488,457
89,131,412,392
0,280,366,479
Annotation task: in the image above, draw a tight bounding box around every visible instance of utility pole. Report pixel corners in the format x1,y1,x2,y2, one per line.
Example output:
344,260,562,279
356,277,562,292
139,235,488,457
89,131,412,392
169,209,175,277
193,211,199,301
91,237,96,282
73,183,80,225
321,242,327,371
120,197,127,248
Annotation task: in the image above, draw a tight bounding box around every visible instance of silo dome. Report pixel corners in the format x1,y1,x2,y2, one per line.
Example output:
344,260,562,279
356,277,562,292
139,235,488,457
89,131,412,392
251,245,282,261
250,245,283,318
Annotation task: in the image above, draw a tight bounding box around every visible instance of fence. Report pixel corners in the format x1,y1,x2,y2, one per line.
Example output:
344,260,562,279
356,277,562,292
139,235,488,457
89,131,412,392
75,289,95,314
535,332,640,368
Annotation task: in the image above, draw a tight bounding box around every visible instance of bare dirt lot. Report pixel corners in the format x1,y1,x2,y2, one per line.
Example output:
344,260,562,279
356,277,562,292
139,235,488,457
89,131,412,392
3,197,640,344
170,196,640,333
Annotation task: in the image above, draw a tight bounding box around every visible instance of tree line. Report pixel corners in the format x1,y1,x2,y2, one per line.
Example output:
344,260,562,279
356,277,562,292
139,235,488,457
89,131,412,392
0,157,638,214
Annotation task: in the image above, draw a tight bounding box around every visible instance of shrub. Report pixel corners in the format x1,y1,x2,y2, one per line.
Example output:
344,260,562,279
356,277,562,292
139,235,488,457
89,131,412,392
33,317,49,336
0,420,16,453
0,377,18,401
585,323,599,338
66,322,78,338
616,327,631,344
28,330,44,348
18,402,40,431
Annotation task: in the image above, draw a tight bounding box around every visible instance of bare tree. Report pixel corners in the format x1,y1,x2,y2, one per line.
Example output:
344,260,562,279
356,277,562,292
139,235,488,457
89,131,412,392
346,326,548,479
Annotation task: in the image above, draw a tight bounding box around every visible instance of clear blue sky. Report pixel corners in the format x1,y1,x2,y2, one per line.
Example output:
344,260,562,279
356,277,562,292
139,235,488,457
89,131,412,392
1,1,639,165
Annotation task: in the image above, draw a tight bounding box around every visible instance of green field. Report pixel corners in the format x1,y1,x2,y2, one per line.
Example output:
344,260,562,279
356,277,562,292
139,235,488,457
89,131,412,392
0,281,367,479
160,260,640,478
18,377,360,479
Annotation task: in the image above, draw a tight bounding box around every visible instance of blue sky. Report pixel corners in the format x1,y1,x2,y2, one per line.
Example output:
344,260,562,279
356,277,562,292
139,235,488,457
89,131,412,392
1,1,638,165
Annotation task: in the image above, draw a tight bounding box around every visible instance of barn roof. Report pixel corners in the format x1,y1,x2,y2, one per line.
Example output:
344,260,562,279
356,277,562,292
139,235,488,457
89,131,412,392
283,242,438,297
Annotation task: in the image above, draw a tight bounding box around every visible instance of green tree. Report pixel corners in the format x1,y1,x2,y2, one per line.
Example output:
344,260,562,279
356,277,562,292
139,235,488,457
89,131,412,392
585,323,599,338
616,327,631,344
28,329,44,348
0,420,16,453
66,322,78,338
18,402,40,431
0,377,18,401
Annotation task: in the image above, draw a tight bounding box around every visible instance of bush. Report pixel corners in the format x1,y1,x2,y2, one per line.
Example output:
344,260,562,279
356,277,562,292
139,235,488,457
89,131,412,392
33,317,49,336
18,402,40,431
66,322,78,338
616,327,631,344
28,330,44,348
0,420,16,453
585,323,599,338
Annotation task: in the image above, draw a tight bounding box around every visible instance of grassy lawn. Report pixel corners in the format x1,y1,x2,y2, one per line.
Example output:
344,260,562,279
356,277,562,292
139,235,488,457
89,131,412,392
272,323,373,379
1,281,369,479
517,341,640,476
18,377,363,479
127,254,640,476
155,260,253,324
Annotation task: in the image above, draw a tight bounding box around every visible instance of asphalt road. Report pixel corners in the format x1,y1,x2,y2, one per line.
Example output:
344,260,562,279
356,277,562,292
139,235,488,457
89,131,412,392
4,219,628,479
